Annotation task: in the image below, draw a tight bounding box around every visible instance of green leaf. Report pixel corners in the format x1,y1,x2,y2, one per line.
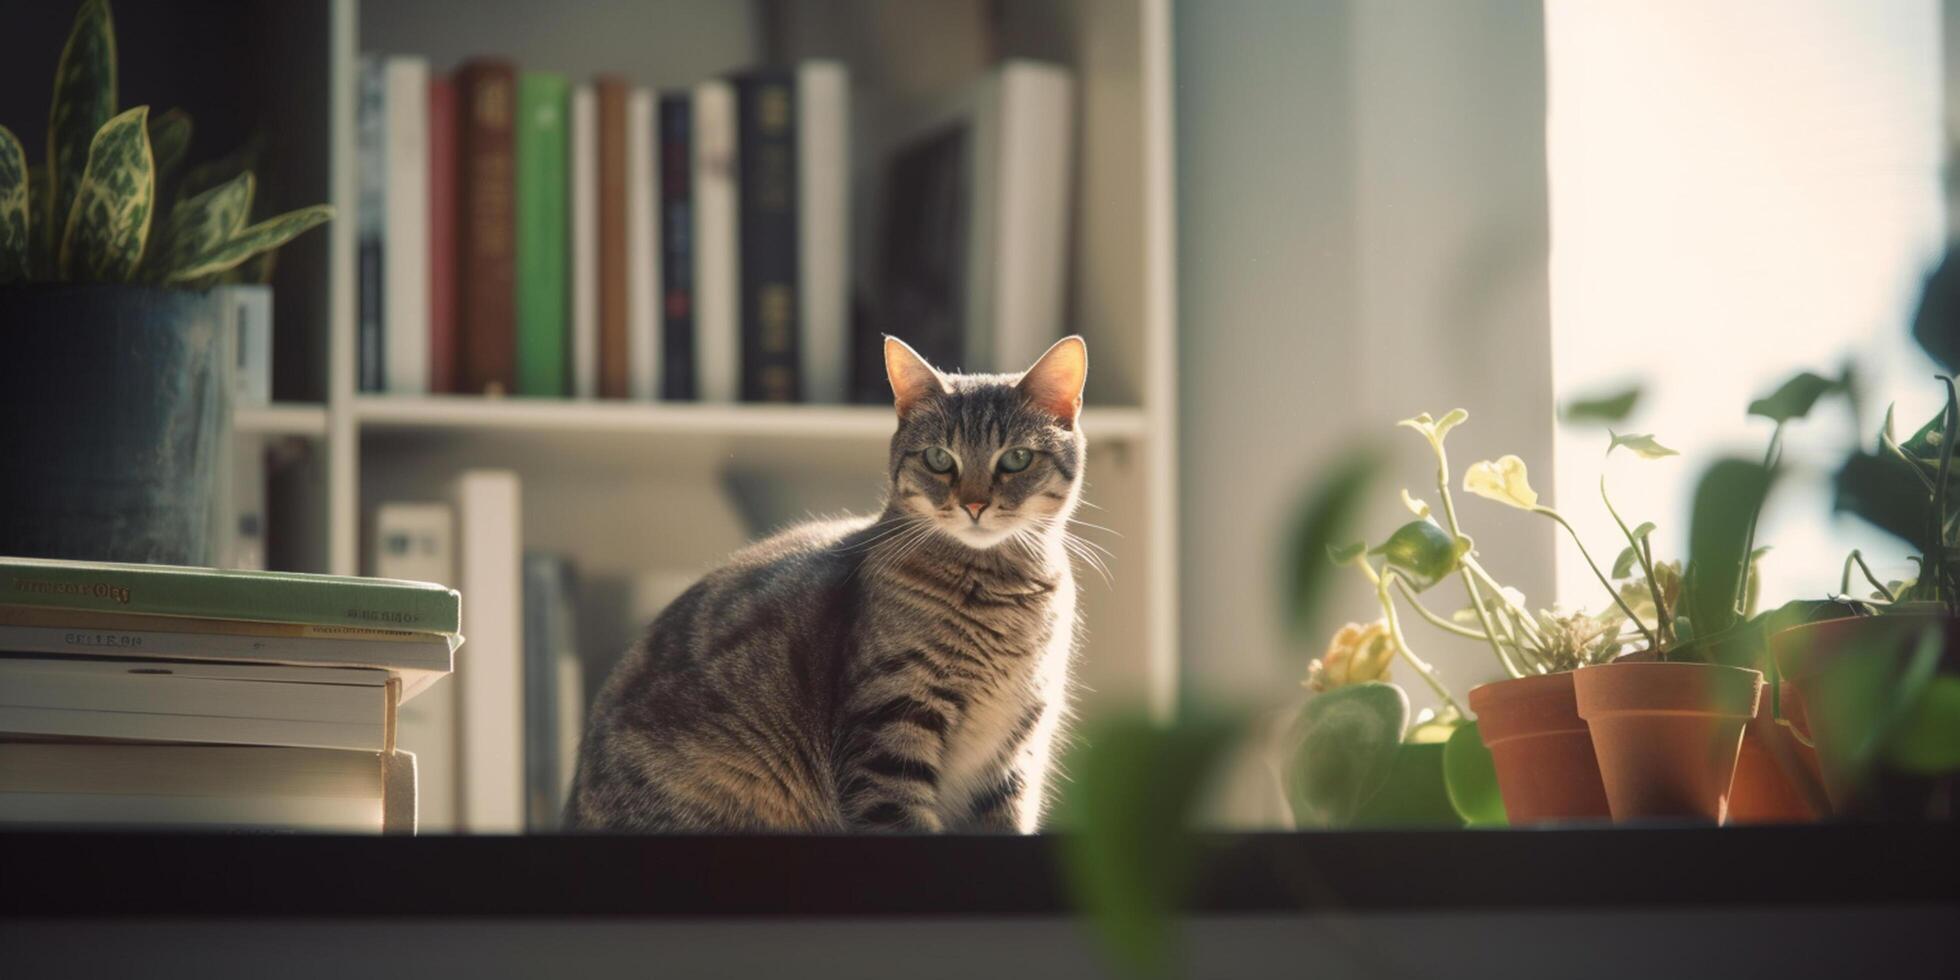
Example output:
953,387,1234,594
150,171,253,280
0,125,28,284
59,105,154,282
47,0,117,244
1282,683,1408,827
1632,521,1656,541
1835,451,1935,551
1608,430,1679,459
1058,710,1240,979
1286,450,1379,639
176,136,264,202
148,107,193,193
27,163,52,277
1748,371,1843,424
1562,385,1641,425
1371,520,1464,593
1912,244,1960,373
163,204,333,283
1612,546,1639,579
1685,459,1773,641
1443,722,1507,826
1885,676,1960,774
1326,541,1365,565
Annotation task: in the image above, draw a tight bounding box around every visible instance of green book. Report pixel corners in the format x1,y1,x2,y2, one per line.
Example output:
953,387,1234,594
515,72,572,397
0,557,461,636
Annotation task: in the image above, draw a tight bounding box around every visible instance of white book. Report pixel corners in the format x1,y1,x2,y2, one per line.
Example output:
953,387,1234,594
570,84,599,400
798,61,850,404
0,657,391,751
693,79,740,403
628,87,663,401
452,470,524,834
0,743,387,833
0,613,450,702
373,501,459,832
219,284,274,406
384,56,431,395
969,61,1073,374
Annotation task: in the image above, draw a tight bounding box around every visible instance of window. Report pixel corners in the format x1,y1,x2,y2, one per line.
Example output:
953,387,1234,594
1545,0,1946,609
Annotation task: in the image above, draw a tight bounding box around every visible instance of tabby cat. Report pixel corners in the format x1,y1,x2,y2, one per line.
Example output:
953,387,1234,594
566,336,1091,832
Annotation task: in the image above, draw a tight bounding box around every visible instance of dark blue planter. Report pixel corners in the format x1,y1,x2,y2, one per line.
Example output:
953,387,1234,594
0,285,232,565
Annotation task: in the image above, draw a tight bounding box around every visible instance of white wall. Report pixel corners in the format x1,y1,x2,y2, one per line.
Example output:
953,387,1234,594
1176,0,1554,721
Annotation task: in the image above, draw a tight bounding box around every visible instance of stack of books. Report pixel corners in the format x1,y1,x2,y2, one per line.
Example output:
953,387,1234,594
356,54,1074,405
0,557,459,834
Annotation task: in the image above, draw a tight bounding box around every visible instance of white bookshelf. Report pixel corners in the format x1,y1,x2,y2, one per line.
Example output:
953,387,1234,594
260,0,1178,725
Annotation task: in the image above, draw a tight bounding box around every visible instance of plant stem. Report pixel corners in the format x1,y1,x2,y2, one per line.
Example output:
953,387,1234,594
1934,377,1958,610
1536,506,1657,650
1365,565,1469,712
1843,550,1897,602
1390,577,1495,642
1601,471,1672,646
1425,438,1519,679
1458,556,1549,673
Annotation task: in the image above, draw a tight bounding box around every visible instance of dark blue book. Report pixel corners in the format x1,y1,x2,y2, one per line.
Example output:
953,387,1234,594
658,94,697,400
733,72,801,402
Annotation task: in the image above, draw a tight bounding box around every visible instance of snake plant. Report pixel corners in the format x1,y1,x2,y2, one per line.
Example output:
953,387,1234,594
0,0,332,287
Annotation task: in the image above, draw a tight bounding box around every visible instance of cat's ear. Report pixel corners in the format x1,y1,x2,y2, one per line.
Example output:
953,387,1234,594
884,336,951,419
1017,335,1087,429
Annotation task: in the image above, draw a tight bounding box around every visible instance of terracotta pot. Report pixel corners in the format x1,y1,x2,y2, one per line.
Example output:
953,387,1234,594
1572,661,1763,823
1468,673,1611,825
1726,684,1826,824
1772,614,1958,819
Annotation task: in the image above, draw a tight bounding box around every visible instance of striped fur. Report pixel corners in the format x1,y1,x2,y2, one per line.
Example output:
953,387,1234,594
567,338,1089,832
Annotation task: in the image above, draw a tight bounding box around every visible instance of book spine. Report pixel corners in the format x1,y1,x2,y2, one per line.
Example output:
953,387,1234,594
627,88,661,400
657,94,697,400
0,605,450,645
428,74,460,394
385,57,431,395
357,56,387,393
0,564,461,635
515,72,571,398
989,63,1075,371
521,554,563,830
223,284,273,405
798,62,849,404
0,623,448,677
692,80,739,403
456,59,519,396
596,77,631,399
569,85,599,399
453,469,524,833
736,73,801,403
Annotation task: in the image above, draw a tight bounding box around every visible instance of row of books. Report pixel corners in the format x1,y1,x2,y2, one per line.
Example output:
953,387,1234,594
0,558,460,833
369,479,585,832
358,56,849,403
358,55,1075,405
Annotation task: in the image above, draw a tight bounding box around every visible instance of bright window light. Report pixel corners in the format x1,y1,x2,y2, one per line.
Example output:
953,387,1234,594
1545,0,1947,614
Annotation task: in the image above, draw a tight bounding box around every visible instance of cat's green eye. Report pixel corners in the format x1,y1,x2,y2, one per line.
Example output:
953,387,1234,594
923,447,957,473
998,448,1035,473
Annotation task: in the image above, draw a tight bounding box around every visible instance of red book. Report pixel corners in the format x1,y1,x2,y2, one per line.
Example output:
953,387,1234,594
456,59,518,396
428,74,459,394
596,76,630,400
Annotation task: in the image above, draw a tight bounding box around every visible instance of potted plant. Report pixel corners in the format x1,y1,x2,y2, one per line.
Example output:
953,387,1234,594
1455,389,1801,825
1794,254,1960,816
0,0,332,564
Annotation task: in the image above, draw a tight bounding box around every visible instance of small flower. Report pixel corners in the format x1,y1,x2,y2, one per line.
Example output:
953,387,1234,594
1307,620,1395,692
1464,455,1540,510
1528,608,1620,672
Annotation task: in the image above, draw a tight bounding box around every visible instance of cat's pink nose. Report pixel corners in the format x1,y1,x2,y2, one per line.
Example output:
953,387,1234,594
963,501,989,522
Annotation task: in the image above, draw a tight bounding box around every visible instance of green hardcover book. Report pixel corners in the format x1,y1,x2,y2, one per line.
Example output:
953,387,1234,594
516,72,572,397
0,557,461,636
